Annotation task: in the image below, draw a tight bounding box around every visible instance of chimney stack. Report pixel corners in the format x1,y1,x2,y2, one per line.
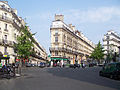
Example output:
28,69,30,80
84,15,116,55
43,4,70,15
69,24,75,32
55,14,64,21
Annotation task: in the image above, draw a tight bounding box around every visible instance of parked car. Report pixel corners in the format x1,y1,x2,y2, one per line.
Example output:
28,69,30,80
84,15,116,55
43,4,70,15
97,64,104,67
31,64,37,67
74,64,80,68
69,64,75,68
69,64,80,68
99,62,120,79
89,63,97,67
63,64,70,68
46,63,50,67
39,62,46,68
26,63,32,67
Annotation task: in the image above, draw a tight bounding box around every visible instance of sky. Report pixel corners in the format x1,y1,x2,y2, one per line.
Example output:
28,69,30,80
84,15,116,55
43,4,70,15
8,0,120,54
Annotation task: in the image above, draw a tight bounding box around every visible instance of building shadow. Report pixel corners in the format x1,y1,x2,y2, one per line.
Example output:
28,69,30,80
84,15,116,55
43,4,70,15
47,67,120,89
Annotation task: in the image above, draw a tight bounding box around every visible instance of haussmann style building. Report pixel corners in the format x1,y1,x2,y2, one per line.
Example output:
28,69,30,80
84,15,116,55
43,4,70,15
0,1,47,65
103,30,120,62
50,15,95,66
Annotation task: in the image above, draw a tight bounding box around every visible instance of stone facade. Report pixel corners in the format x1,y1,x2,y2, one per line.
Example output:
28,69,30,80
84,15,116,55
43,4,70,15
103,30,120,57
0,1,47,65
50,15,95,65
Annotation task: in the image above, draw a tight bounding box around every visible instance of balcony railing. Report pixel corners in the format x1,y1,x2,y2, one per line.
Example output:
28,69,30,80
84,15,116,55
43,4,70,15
12,20,21,30
31,53,45,60
49,47,84,55
0,39,14,46
0,15,13,23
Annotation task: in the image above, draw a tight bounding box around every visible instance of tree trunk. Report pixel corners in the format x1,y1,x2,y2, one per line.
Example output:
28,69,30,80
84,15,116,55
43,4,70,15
18,59,22,75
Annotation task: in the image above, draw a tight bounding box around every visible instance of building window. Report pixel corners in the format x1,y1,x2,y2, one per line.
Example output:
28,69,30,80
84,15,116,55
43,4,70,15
5,35,7,40
55,52,58,56
55,30,58,34
4,47,7,54
55,30,58,36
55,36,58,42
107,36,109,39
4,35,7,44
38,52,40,55
4,13,7,18
55,45,58,51
5,24,7,30
14,33,16,40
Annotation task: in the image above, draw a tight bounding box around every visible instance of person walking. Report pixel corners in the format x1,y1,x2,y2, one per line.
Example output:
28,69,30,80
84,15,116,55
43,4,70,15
83,63,85,68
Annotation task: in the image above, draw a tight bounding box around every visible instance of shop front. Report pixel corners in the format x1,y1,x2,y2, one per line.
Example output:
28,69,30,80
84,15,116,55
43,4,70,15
51,57,69,67
0,52,10,66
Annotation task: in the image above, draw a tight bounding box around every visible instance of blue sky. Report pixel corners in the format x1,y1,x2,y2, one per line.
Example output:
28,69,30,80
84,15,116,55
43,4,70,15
8,0,120,54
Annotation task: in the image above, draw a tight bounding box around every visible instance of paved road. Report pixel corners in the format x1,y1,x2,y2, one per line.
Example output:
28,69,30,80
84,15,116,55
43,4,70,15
0,67,120,90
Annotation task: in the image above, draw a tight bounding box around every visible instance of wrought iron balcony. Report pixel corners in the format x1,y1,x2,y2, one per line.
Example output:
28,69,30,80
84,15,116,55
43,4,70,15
0,39,14,46
0,15,13,23
12,20,21,30
30,53,45,60
50,47,84,55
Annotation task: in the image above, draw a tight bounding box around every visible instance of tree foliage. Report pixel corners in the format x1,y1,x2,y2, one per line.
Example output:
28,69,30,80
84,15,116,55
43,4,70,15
90,41,104,63
14,26,35,60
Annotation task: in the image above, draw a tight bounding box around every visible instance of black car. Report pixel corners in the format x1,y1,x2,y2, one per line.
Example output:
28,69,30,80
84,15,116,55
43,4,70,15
69,64,80,68
74,64,80,68
69,64,75,68
99,62,120,79
89,63,97,67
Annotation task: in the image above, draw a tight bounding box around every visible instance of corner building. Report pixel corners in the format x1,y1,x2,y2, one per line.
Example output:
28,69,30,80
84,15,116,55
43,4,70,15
50,15,95,65
0,1,47,65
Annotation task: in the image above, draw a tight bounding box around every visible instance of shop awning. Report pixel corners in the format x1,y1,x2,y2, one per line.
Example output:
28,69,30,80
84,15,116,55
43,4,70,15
63,58,69,60
51,57,69,61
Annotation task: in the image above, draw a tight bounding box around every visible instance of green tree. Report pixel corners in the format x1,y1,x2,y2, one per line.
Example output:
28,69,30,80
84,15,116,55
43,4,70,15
90,41,104,64
14,26,35,75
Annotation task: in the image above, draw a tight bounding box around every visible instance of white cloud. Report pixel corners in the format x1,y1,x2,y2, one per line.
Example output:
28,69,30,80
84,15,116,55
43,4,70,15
62,6,120,23
26,6,120,25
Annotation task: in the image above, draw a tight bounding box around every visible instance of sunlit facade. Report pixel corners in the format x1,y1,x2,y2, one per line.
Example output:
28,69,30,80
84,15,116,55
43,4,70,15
103,30,120,57
0,1,47,65
50,15,95,65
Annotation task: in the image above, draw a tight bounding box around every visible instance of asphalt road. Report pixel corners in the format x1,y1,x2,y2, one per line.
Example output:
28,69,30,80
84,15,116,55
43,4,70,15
0,67,120,90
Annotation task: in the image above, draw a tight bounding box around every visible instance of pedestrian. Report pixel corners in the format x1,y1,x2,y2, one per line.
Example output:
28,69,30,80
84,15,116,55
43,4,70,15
60,62,62,67
12,63,15,77
2,65,7,74
80,63,82,68
81,63,83,68
83,63,85,68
